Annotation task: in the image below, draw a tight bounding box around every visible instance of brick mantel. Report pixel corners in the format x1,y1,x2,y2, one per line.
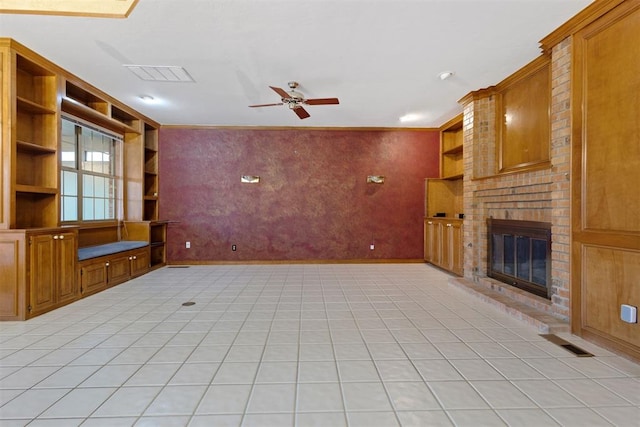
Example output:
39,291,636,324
459,37,572,319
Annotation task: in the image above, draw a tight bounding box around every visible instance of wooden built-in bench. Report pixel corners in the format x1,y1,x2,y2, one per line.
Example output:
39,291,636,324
76,222,157,297
78,240,148,261
0,221,167,321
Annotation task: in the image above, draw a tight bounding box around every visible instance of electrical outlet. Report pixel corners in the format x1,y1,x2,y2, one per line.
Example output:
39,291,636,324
621,304,637,323
232,244,237,251
185,241,190,249
370,244,375,250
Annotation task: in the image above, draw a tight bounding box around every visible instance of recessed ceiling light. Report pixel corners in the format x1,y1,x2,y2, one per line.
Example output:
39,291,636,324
439,71,454,80
139,95,155,103
399,113,422,123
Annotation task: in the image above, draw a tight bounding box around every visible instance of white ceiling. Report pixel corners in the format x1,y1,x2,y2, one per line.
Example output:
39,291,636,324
0,0,591,128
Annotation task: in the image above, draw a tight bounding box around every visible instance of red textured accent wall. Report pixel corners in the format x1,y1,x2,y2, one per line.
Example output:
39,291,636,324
159,128,439,262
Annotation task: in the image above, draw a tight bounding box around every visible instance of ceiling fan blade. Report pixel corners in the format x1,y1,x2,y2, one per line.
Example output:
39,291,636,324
249,103,283,108
293,106,310,119
269,86,290,99
304,98,340,105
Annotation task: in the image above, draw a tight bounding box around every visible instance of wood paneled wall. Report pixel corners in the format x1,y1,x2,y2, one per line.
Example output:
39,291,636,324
571,0,640,359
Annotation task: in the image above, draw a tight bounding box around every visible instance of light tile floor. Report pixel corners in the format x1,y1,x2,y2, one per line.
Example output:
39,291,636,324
1,264,639,426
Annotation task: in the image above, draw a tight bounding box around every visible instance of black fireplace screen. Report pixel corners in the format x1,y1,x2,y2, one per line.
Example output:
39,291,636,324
487,219,551,299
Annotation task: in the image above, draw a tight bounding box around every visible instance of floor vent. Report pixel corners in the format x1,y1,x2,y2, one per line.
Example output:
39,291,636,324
168,266,190,268
540,334,594,357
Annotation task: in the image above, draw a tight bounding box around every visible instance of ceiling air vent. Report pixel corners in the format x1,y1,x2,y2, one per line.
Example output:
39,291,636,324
123,65,195,82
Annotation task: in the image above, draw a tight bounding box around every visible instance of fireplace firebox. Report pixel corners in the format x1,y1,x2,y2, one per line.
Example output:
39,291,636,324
487,219,551,299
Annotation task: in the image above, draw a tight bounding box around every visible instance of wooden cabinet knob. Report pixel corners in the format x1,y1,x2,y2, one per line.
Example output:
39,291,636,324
53,235,59,240
59,235,64,240
106,262,110,267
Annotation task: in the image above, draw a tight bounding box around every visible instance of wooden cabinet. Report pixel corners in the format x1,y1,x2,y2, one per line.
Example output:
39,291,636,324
79,259,109,297
124,220,168,269
29,234,57,314
424,218,463,275
424,114,464,276
496,56,551,175
447,220,464,276
1,38,164,320
0,228,78,320
107,254,132,286
424,219,438,264
28,231,78,316
79,246,150,296
130,247,150,277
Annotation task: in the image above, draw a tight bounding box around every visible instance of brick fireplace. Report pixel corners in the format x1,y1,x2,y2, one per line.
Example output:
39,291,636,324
458,37,572,321
487,218,552,299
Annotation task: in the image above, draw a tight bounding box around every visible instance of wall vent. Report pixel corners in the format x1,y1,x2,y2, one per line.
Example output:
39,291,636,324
124,65,195,82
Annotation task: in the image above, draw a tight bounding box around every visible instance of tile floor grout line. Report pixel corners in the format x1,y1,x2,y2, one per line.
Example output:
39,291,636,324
1,263,638,426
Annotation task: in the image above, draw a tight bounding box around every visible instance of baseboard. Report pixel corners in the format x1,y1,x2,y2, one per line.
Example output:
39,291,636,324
167,259,424,266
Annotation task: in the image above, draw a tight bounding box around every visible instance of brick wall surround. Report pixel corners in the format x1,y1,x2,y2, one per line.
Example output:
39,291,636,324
461,37,572,319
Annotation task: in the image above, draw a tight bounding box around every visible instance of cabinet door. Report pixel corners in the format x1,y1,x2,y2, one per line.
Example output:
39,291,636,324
130,249,149,277
29,234,56,315
450,222,464,276
108,255,131,286
442,221,464,274
424,220,436,262
80,261,108,296
432,221,444,268
57,233,78,303
441,222,453,270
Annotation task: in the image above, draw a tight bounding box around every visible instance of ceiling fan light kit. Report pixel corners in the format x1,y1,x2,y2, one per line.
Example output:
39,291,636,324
249,81,339,119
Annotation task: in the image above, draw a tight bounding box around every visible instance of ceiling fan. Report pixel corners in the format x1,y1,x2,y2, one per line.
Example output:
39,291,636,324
249,81,339,119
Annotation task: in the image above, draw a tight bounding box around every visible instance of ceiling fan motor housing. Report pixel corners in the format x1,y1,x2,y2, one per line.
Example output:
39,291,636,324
249,82,338,119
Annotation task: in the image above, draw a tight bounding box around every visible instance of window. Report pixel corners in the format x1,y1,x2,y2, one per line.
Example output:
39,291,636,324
61,118,122,222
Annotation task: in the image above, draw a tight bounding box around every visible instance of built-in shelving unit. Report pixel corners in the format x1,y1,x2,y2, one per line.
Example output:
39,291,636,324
143,123,159,221
0,38,164,321
426,114,464,217
123,220,168,270
62,80,141,135
149,221,167,268
424,114,464,276
440,116,464,179
14,53,59,229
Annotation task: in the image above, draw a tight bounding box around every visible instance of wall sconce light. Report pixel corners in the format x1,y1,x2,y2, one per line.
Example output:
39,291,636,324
367,175,385,184
241,175,260,183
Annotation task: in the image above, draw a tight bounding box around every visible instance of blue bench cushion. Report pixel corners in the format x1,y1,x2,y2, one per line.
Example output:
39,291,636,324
78,241,148,261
